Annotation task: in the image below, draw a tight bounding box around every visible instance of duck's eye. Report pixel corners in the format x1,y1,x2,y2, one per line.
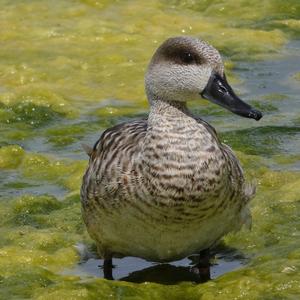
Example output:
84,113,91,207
180,52,195,64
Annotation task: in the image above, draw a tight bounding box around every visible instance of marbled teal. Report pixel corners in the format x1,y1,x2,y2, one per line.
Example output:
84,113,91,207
81,36,262,279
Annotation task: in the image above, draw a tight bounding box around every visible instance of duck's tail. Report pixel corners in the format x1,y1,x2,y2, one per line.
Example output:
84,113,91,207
239,181,256,230
81,143,93,157
244,181,256,203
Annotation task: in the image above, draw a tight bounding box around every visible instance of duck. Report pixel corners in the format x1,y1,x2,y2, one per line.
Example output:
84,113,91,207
80,36,262,280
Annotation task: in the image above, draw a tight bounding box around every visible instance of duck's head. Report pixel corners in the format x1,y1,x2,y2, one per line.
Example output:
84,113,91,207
145,36,262,121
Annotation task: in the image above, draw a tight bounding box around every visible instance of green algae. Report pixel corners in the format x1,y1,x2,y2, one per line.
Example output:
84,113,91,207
274,154,300,165
221,126,300,156
1,167,300,298
17,151,87,192
261,93,289,101
0,145,25,169
293,72,300,81
0,0,300,299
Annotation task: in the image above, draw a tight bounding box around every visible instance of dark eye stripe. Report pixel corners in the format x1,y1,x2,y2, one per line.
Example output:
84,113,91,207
180,52,195,64
157,44,205,66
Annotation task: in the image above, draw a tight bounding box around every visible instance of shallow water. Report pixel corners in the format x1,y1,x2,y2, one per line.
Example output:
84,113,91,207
0,0,300,299
65,247,247,284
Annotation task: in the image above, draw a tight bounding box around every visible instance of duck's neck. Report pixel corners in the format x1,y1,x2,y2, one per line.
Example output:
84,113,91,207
148,97,192,128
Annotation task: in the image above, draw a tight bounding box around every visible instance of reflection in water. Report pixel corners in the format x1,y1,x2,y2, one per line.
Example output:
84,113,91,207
65,246,247,285
121,264,206,284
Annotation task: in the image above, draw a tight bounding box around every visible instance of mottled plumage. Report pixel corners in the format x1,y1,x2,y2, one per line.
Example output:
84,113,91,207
81,36,261,266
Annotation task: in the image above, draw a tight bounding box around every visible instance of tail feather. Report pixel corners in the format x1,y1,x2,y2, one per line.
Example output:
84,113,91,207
244,181,256,203
81,143,93,157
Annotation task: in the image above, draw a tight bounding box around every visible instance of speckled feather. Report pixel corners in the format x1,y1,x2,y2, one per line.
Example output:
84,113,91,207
81,36,255,262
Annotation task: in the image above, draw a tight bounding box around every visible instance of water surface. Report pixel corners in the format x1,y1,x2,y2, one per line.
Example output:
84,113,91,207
0,0,300,299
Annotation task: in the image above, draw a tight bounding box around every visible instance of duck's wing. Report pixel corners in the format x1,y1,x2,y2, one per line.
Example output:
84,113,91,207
81,119,148,205
195,117,255,203
221,143,255,230
90,119,147,160
221,143,256,203
195,117,219,141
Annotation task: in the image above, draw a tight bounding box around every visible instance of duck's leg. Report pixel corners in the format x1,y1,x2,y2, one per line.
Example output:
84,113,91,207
103,258,114,280
192,248,211,282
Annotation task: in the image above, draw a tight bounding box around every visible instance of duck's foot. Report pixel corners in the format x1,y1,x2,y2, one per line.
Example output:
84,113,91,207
103,258,114,280
191,248,211,282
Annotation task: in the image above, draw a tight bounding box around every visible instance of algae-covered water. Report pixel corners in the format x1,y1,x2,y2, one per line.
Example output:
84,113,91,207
0,0,300,299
